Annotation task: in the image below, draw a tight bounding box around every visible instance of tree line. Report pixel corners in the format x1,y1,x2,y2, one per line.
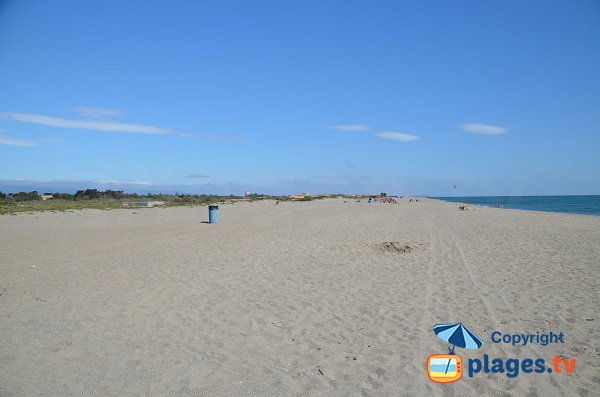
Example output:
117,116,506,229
0,189,277,203
0,189,131,201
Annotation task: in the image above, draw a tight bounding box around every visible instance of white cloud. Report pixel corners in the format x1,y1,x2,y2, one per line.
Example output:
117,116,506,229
326,124,371,132
74,106,124,118
2,112,247,140
376,132,421,142
0,178,255,195
460,123,508,135
186,174,209,178
0,178,154,194
0,135,38,147
96,179,152,186
3,112,175,135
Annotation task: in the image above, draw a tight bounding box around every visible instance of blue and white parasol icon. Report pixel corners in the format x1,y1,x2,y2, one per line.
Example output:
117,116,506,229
433,323,482,354
433,323,482,375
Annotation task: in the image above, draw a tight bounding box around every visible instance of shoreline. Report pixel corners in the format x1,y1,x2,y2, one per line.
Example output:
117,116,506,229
430,196,600,217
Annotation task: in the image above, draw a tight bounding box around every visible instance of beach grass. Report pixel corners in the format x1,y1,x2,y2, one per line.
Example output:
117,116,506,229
0,190,341,214
0,200,122,215
0,199,215,215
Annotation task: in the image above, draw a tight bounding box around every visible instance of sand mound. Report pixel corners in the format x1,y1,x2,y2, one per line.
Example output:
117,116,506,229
374,241,417,253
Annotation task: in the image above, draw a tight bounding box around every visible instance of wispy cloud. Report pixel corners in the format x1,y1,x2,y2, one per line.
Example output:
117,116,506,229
2,112,247,140
376,132,421,142
95,179,152,186
0,178,253,195
2,112,176,135
326,124,371,132
74,106,124,118
460,123,508,135
185,174,209,178
0,135,38,147
0,178,152,189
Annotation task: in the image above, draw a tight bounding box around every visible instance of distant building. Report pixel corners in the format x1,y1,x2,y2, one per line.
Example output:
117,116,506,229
40,195,54,201
288,193,311,199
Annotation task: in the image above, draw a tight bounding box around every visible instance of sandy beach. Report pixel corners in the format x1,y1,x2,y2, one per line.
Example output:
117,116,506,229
1,198,598,396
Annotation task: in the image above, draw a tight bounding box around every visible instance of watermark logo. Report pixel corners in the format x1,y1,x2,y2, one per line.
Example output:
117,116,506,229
426,323,482,383
427,323,577,383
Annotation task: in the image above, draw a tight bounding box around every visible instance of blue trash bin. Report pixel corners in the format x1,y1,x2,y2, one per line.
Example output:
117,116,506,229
209,205,219,224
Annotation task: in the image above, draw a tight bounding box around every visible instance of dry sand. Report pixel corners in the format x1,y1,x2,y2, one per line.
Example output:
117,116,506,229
1,198,599,396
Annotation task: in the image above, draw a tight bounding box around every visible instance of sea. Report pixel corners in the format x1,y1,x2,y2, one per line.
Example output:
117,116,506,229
433,195,600,216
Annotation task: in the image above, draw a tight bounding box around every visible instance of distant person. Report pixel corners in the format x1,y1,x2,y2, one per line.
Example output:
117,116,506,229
498,203,504,208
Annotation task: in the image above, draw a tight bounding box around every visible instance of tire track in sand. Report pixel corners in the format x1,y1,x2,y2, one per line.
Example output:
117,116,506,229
442,212,566,395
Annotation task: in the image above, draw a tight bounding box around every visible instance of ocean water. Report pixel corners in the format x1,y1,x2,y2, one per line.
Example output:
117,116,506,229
433,195,600,216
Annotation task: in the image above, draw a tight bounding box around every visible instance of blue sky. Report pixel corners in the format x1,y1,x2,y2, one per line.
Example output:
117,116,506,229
1,0,599,196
